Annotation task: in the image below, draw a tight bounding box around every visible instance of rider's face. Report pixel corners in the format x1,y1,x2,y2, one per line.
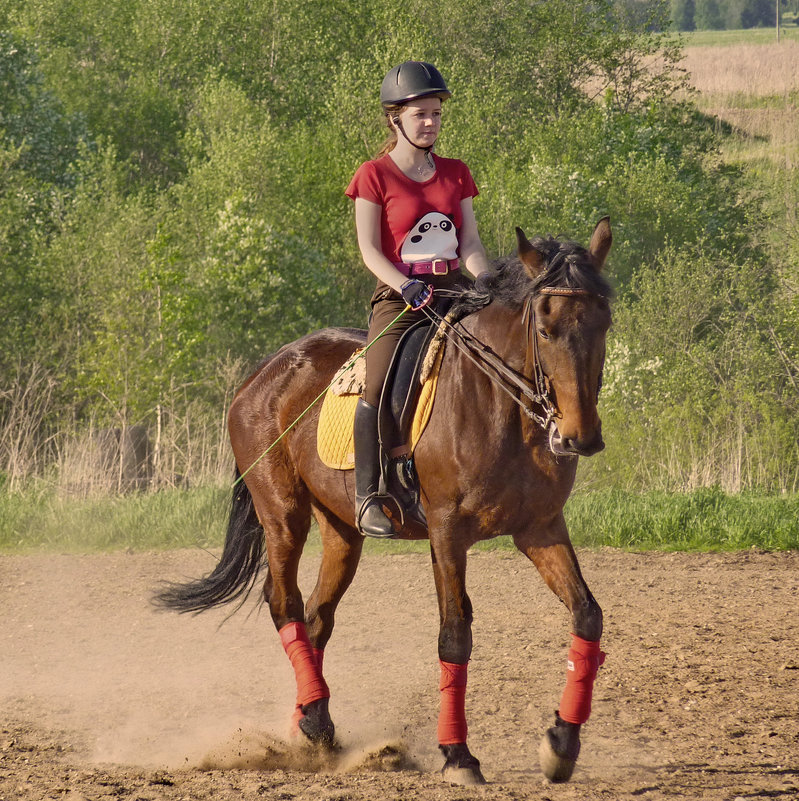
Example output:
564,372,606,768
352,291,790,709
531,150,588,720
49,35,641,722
397,97,442,147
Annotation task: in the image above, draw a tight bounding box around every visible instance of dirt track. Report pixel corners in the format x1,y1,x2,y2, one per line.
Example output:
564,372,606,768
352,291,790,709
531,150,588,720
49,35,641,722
1,548,798,800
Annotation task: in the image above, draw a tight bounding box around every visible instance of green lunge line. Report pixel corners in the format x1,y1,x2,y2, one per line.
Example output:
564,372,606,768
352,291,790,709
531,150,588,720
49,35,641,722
233,305,411,487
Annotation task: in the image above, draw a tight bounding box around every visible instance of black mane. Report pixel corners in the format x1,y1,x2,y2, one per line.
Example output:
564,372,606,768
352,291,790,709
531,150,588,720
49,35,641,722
450,236,613,318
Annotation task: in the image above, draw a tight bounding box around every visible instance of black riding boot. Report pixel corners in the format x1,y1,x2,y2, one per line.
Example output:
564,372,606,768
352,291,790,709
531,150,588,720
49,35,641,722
353,399,395,539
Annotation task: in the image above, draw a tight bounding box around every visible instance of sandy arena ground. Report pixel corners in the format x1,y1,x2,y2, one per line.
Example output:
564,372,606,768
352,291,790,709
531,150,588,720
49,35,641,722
1,547,798,800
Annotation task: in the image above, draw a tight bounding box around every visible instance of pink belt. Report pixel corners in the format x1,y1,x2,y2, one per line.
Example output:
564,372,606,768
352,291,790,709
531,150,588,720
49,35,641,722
394,258,460,277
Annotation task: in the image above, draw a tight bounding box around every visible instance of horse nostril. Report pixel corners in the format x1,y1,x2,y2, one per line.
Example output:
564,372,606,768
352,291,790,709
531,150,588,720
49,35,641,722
561,437,573,451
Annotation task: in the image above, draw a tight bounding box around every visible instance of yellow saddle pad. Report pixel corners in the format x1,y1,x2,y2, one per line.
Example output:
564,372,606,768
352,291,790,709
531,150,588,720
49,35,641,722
316,342,445,470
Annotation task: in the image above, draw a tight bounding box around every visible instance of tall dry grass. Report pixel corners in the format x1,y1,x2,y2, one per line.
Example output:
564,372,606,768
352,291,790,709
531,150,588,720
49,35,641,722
680,41,799,164
0,364,59,493
1,362,238,498
682,41,799,98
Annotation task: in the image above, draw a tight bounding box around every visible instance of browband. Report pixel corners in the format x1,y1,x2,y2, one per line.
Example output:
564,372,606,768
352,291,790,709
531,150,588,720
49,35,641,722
537,287,592,296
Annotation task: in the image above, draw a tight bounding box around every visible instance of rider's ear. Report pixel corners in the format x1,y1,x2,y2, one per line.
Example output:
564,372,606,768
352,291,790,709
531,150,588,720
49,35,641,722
516,227,545,278
588,216,612,272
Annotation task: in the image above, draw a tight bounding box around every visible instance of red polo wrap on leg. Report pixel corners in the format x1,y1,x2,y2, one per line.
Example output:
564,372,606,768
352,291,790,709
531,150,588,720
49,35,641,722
438,660,468,745
279,622,329,709
558,634,605,725
286,643,326,732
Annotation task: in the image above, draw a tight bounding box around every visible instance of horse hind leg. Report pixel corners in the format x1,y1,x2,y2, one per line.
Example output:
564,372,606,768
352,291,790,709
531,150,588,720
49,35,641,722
288,503,365,747
513,534,604,783
304,503,364,651
244,470,333,747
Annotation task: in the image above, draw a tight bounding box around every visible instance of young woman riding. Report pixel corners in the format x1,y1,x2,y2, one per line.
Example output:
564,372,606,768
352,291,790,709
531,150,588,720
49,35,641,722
345,60,489,538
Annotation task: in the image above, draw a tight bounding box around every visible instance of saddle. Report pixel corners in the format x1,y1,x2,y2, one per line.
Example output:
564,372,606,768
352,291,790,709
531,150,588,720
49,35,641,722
316,320,447,523
378,319,439,460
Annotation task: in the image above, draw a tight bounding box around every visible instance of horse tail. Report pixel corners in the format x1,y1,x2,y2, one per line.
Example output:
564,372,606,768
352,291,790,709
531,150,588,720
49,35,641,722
154,467,265,614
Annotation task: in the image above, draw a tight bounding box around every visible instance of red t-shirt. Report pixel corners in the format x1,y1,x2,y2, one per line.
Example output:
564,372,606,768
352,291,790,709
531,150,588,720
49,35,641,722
346,153,479,266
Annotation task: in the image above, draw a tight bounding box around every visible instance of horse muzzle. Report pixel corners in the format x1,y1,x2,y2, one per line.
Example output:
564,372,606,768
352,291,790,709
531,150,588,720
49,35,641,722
548,424,605,458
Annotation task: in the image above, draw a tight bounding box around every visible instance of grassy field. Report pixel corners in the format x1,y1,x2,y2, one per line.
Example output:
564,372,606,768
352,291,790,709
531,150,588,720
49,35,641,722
0,485,230,553
1,485,796,554
683,25,799,47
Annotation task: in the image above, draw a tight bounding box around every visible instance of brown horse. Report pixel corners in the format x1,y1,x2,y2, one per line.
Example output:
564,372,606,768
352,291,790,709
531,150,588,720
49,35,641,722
156,218,613,785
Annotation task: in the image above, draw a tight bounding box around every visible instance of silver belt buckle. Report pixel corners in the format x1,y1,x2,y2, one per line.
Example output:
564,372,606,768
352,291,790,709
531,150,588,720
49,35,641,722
431,259,448,275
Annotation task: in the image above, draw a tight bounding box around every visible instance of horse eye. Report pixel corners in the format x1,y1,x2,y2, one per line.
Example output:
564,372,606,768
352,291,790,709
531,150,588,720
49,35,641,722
537,328,550,340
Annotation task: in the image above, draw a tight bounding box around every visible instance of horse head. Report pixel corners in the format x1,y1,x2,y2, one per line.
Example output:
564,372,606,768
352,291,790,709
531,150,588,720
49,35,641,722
516,218,613,457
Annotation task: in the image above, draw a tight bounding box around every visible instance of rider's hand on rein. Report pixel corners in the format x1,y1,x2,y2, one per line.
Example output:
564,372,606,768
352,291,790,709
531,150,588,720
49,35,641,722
401,279,434,310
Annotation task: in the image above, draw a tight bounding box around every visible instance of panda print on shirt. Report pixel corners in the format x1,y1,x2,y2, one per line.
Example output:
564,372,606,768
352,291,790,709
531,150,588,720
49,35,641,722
400,212,458,263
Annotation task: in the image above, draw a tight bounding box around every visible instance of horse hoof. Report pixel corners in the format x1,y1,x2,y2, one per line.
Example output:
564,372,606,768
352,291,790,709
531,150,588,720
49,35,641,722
538,716,581,783
539,715,581,783
538,733,576,782
440,743,486,786
298,698,336,749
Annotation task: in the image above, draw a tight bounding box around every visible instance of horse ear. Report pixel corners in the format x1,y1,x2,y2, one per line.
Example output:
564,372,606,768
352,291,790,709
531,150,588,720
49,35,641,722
516,227,546,277
588,216,612,271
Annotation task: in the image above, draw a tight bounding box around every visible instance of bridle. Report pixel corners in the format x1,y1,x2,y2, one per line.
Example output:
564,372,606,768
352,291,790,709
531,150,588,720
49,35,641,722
423,285,602,437
523,287,597,427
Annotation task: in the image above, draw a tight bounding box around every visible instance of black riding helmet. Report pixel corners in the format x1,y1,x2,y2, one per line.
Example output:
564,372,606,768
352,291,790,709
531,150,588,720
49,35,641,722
380,61,451,107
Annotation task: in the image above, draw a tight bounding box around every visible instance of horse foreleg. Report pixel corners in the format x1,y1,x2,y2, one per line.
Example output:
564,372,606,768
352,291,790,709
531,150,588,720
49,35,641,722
513,532,605,783
430,543,486,786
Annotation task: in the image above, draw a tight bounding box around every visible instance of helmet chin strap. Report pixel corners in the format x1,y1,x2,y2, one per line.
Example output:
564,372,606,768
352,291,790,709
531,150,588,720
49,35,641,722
393,116,435,168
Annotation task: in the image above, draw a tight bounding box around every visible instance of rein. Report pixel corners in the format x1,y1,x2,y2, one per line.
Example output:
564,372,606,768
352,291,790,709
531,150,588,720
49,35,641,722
424,286,594,433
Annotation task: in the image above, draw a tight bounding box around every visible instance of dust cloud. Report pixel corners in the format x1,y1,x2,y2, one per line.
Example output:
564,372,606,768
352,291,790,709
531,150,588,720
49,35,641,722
0,550,437,774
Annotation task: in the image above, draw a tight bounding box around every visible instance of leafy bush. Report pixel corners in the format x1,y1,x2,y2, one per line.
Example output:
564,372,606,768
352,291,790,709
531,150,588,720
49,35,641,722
591,241,798,492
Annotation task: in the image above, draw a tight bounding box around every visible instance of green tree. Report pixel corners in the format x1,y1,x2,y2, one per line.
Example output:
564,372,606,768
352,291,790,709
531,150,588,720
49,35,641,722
695,0,725,28
739,0,774,26
0,31,87,185
596,241,796,491
670,0,697,29
0,31,90,378
2,0,792,489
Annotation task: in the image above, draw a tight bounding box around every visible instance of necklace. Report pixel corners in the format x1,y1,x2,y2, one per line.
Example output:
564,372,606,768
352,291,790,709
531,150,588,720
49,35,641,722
390,150,435,181
416,152,435,177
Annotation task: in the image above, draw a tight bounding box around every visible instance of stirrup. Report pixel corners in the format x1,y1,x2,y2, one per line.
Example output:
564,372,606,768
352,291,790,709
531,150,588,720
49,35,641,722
356,494,396,539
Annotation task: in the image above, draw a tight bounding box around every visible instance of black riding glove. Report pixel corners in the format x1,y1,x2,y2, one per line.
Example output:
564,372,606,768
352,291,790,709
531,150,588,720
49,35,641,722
400,279,433,310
